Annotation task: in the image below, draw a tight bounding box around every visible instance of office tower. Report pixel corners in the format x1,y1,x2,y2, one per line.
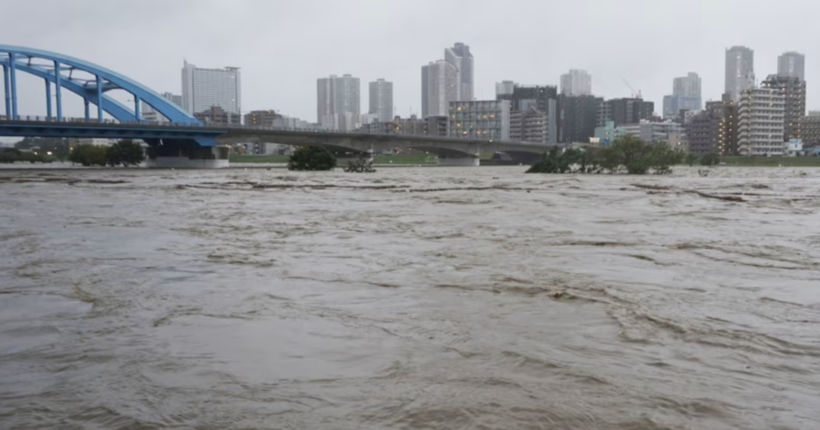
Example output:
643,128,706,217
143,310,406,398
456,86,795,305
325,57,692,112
496,81,516,98
422,60,459,117
316,74,361,131
445,43,474,101
448,100,511,140
778,52,805,81
762,74,806,141
181,61,241,116
497,85,559,143
559,95,602,143
560,69,592,96
664,72,703,118
725,46,755,102
674,72,701,97
598,98,654,127
369,79,393,122
739,83,786,156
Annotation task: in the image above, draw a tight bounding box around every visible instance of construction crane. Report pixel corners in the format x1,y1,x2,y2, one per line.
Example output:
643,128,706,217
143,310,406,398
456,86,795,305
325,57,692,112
621,78,642,99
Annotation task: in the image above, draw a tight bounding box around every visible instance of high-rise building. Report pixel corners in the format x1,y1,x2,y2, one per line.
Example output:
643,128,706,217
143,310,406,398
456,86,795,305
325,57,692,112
725,46,755,102
560,69,592,96
181,61,241,117
445,43,474,101
559,95,602,143
497,85,559,143
598,98,654,127
798,116,820,145
778,52,805,81
686,94,738,155
142,92,184,122
510,107,548,143
448,100,511,140
663,72,702,119
674,72,702,98
317,74,361,131
739,83,786,156
496,81,516,98
762,74,806,141
369,79,393,122
422,60,460,118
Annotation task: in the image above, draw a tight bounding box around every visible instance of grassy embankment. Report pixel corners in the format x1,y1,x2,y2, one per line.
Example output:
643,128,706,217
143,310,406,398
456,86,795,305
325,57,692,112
229,154,438,164
720,156,820,167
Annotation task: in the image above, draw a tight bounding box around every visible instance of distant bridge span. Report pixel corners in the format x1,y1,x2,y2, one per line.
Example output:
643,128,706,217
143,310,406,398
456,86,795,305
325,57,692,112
217,127,550,165
0,119,550,166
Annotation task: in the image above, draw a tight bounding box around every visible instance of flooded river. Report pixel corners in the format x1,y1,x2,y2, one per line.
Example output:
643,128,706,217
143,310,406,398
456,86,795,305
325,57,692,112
1,166,819,429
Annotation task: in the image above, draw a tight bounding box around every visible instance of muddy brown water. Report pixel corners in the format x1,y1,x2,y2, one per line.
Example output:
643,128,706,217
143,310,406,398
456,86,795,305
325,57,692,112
1,166,819,429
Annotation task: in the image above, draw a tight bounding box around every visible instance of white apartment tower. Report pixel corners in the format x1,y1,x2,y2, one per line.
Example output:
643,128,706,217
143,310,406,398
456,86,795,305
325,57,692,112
317,74,361,131
422,60,460,118
181,61,241,116
444,43,474,101
725,46,755,102
560,69,592,96
369,79,393,122
738,83,786,156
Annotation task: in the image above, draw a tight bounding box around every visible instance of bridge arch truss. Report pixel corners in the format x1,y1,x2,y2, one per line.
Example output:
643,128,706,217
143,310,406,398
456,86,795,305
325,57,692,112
0,45,198,125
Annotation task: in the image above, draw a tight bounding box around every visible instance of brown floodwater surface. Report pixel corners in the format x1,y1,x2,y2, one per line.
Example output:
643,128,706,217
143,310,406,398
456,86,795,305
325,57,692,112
1,166,819,429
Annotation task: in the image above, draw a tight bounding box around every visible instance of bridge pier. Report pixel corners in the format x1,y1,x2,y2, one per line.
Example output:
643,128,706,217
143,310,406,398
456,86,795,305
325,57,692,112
147,140,230,169
439,156,480,167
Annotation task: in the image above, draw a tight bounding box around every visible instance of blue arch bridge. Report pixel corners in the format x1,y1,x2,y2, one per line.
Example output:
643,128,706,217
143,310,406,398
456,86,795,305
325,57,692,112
0,45,550,168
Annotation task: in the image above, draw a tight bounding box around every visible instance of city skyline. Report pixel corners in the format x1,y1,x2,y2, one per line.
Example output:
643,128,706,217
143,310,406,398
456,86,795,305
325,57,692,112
1,0,819,124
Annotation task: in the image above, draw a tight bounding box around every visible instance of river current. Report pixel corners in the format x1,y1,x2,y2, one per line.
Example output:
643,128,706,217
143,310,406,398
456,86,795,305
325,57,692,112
1,166,819,429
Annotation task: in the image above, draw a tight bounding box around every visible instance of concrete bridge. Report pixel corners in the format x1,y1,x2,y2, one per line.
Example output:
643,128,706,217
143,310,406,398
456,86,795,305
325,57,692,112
0,118,550,166
218,127,549,166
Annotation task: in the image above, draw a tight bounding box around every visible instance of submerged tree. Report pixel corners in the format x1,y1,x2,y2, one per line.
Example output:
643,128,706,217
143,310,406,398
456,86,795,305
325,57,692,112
287,146,337,171
700,152,720,166
106,139,146,167
344,152,376,173
526,136,686,175
69,144,108,166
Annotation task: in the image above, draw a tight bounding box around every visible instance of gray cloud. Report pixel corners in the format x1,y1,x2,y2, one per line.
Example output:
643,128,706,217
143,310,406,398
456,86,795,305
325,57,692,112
1,0,817,123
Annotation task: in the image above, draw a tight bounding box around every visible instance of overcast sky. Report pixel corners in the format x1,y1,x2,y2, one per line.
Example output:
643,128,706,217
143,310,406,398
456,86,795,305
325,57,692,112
1,0,818,123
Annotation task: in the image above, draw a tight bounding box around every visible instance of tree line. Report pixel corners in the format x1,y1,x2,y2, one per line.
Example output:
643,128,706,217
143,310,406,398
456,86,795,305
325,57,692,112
2,138,146,167
527,135,719,175
69,140,146,167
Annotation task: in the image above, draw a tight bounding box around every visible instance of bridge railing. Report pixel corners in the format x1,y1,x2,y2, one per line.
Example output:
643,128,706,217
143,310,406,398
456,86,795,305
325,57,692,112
0,115,553,147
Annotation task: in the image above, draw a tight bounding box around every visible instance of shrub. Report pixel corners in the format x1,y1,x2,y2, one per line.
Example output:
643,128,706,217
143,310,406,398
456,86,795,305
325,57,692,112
288,146,337,171
69,144,108,166
700,152,720,166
